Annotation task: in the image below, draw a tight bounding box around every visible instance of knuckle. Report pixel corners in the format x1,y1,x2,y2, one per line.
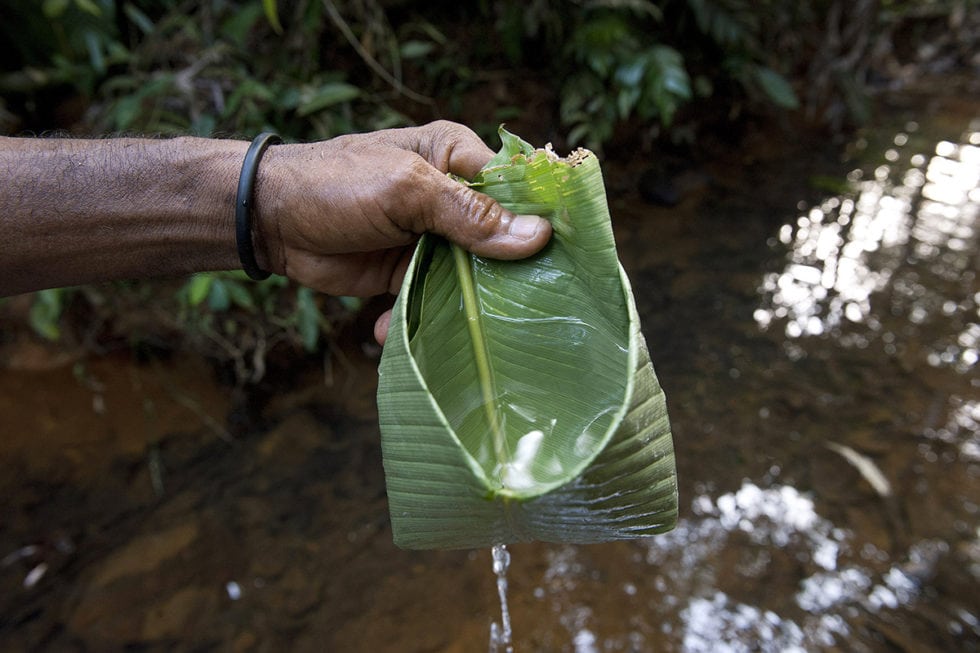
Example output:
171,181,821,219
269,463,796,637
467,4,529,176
426,119,460,137
461,189,503,239
422,120,473,171
402,155,434,190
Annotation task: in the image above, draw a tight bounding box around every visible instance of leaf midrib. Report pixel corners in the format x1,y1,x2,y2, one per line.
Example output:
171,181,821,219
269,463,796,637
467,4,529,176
451,244,510,477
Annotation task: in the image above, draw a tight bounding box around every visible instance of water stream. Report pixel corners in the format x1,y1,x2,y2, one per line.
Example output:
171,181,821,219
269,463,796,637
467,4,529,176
489,543,514,653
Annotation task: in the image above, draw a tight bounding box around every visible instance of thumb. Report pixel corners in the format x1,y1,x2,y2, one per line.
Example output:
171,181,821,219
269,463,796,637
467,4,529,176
420,171,552,260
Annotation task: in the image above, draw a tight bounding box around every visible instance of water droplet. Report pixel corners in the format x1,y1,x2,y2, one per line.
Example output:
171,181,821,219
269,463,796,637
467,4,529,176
226,581,242,600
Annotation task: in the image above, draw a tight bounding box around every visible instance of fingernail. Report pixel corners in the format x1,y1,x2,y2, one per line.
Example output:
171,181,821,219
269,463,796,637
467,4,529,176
508,214,545,240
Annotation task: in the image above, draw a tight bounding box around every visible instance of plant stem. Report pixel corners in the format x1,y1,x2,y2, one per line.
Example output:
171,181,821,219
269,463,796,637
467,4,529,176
452,244,509,470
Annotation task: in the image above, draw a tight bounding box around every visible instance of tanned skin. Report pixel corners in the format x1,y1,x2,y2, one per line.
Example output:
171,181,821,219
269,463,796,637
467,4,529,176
0,121,551,343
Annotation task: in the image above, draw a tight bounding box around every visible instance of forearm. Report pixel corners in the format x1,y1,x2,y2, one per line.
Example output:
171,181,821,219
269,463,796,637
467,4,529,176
0,135,253,296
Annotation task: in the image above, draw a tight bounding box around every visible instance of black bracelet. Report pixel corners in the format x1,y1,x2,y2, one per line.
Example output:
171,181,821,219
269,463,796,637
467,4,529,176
236,131,282,280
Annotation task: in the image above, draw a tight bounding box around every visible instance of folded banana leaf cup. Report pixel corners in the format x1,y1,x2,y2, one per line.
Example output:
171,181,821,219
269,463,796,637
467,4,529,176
377,128,677,550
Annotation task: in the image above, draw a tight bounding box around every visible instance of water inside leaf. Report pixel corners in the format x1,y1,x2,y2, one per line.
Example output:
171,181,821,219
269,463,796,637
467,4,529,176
407,232,631,496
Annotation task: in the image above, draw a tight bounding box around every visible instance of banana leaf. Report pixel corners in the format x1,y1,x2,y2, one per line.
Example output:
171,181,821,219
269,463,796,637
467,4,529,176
377,127,677,549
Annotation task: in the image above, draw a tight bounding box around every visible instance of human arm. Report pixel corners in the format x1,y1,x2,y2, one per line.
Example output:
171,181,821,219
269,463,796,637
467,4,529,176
0,121,551,341
0,134,248,294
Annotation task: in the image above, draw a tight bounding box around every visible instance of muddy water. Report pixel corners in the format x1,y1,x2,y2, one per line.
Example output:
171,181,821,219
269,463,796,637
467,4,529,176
2,82,978,652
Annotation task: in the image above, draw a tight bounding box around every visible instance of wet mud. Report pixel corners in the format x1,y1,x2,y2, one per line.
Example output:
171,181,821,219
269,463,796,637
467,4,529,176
1,79,978,651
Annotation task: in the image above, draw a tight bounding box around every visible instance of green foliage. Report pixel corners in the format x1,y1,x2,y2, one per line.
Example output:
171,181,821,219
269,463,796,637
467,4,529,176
175,272,330,357
29,289,67,340
507,0,800,150
261,0,284,34
2,0,412,141
560,7,692,150
2,0,965,147
750,65,800,110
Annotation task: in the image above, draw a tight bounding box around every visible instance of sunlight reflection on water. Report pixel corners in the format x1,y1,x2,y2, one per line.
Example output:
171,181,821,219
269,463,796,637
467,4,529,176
530,479,966,651
650,482,850,650
649,484,955,652
526,119,980,653
755,123,980,374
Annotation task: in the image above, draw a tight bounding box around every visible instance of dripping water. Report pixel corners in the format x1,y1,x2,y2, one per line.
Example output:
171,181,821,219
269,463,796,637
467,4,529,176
488,544,513,653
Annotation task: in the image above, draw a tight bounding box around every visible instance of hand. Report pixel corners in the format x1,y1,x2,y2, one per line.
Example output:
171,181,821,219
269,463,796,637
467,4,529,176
0,121,549,346
253,121,552,344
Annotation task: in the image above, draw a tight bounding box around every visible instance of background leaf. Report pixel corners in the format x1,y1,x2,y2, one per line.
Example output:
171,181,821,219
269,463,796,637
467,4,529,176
262,0,283,34
753,65,800,109
187,274,213,307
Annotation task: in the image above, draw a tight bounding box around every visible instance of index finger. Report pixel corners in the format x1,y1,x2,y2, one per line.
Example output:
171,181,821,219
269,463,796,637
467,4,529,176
432,122,495,180
385,120,495,180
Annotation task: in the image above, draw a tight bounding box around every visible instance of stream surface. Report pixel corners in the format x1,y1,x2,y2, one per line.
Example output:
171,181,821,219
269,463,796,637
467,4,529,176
1,78,978,652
